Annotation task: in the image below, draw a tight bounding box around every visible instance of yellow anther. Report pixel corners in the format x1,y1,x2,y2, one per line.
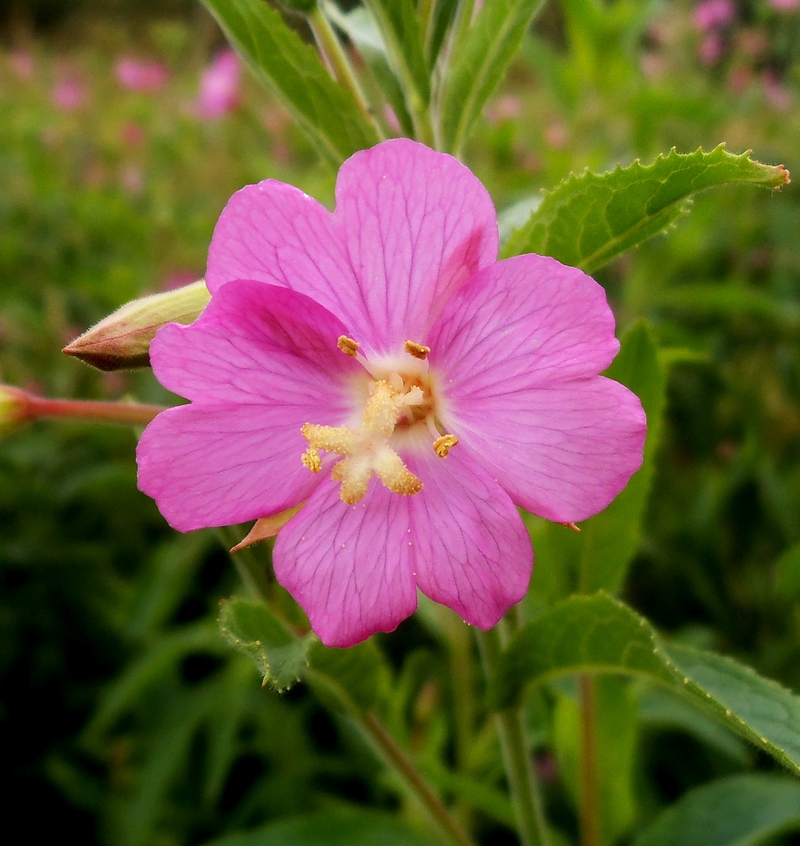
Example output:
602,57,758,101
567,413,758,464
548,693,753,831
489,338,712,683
337,335,360,357
404,340,430,360
301,447,322,473
433,434,458,457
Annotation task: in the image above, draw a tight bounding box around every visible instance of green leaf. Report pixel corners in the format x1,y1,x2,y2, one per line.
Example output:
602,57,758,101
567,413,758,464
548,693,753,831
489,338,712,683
308,638,390,712
501,147,790,273
364,0,430,111
202,0,378,167
439,0,547,155
632,774,800,846
202,811,439,846
491,593,800,773
774,542,800,602
578,321,665,593
218,597,312,691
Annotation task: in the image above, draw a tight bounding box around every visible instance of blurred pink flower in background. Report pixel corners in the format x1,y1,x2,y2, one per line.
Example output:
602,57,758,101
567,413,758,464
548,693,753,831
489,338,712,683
115,56,169,93
693,0,736,31
9,50,35,79
51,75,87,111
698,31,725,65
767,0,800,11
195,49,240,120
120,121,146,148
485,95,522,125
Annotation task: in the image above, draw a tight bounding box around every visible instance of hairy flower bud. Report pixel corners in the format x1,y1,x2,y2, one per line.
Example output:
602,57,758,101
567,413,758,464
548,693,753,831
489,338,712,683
63,279,210,371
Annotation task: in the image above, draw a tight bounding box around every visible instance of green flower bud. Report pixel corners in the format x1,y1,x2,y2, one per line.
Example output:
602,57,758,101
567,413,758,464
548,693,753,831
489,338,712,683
63,279,211,371
0,385,33,437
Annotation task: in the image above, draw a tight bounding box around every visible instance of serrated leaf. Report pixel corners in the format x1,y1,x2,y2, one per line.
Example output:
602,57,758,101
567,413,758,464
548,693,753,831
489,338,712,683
502,147,790,273
218,597,311,691
439,0,547,155
202,811,439,845
202,0,378,167
632,774,800,846
578,321,665,593
491,593,800,773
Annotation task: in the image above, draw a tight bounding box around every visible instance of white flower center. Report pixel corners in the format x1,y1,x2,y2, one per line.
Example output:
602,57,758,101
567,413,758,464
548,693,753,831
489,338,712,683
300,337,457,504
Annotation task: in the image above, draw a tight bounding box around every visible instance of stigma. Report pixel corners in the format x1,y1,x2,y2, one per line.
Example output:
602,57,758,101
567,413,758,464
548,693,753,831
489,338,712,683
300,339,459,504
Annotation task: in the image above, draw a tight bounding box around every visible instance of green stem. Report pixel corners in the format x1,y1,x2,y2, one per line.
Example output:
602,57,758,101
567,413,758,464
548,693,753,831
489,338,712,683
476,626,550,846
309,4,384,138
579,674,601,846
26,395,165,426
360,712,476,846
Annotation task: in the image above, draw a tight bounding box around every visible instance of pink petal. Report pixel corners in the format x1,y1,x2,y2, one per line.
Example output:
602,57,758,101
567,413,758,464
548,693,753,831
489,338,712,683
205,181,369,338
149,280,360,410
429,254,620,393
138,281,362,532
405,442,532,629
274,478,417,647
442,376,646,523
136,404,322,531
334,139,498,354
428,254,645,522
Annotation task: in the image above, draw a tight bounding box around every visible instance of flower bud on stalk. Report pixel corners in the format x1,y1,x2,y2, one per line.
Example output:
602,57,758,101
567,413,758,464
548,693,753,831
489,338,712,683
63,279,210,371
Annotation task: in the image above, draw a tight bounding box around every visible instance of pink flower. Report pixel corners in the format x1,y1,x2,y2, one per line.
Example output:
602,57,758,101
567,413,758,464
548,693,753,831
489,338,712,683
137,140,646,647
195,49,240,120
693,0,736,31
51,76,87,112
768,0,800,11
115,56,169,93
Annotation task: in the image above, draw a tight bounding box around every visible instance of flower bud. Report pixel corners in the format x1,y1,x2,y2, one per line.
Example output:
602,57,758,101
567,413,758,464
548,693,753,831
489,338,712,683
63,279,210,371
0,385,33,437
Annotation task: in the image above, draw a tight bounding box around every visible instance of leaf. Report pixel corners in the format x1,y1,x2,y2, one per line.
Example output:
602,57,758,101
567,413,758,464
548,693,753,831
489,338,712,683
578,321,666,593
439,0,547,155
632,774,800,846
202,811,440,845
307,638,390,712
218,597,312,691
202,0,378,167
491,593,800,773
501,147,790,273
364,0,430,109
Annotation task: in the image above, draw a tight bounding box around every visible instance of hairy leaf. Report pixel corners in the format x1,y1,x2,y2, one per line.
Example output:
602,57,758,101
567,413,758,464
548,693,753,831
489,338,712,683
502,147,790,273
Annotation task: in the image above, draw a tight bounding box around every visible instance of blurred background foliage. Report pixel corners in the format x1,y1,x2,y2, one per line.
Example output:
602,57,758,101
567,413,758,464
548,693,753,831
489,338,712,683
2,0,800,844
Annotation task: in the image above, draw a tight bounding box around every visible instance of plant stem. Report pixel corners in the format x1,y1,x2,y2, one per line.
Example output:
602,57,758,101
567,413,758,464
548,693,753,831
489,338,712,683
360,712,476,846
579,674,601,846
309,4,384,138
25,395,165,426
476,626,550,846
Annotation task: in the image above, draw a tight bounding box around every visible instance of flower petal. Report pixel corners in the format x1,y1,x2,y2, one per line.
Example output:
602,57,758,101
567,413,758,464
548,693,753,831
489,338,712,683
441,376,646,523
274,477,417,647
334,138,498,354
429,253,645,522
429,254,620,393
205,180,370,336
136,404,323,531
406,443,532,629
150,280,360,412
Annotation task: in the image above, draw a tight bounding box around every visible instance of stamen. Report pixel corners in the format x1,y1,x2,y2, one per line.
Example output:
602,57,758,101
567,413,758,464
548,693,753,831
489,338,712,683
301,447,322,473
404,340,430,360
337,335,360,357
433,434,458,458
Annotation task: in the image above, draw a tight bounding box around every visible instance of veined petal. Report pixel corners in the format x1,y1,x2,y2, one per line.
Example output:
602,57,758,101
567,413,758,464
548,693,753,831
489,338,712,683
406,444,532,629
429,254,620,396
150,280,360,413
274,477,417,647
137,404,323,531
334,139,498,354
205,180,371,337
443,376,646,523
